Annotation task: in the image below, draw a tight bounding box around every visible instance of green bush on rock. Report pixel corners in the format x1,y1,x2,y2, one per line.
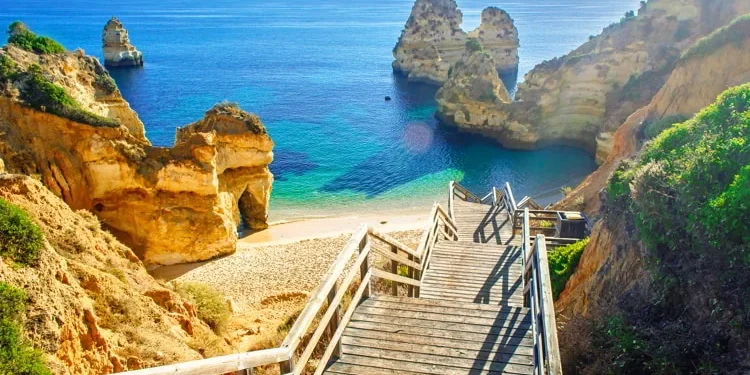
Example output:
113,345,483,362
465,38,483,53
548,238,589,299
641,114,689,140
0,282,51,375
0,198,44,266
7,22,65,55
595,83,750,374
20,64,120,128
175,282,231,333
0,54,18,81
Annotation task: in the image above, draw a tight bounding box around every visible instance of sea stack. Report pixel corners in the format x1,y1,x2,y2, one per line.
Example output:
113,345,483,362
392,0,519,85
102,17,143,67
435,40,531,145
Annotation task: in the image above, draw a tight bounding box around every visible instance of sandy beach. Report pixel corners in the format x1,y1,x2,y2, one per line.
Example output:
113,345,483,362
150,210,427,351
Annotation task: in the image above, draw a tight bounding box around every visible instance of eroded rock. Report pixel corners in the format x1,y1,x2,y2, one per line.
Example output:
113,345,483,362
392,0,518,84
0,46,274,265
102,17,144,68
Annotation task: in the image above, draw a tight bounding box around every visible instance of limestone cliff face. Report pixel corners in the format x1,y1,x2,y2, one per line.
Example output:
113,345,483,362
555,14,750,315
392,0,518,84
555,15,750,215
0,174,229,374
0,46,274,265
102,17,144,68
442,0,750,158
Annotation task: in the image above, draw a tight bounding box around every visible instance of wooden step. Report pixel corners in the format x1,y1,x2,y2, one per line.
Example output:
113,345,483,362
372,295,528,313
346,320,534,345
419,291,524,306
350,312,530,336
352,306,528,328
341,336,534,364
337,346,534,374
360,298,523,319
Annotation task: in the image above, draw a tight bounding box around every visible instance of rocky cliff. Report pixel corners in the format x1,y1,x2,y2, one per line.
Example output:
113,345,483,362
0,174,230,374
552,14,750,373
102,17,143,68
392,0,518,85
554,13,750,215
435,41,524,140
437,0,750,159
0,45,274,265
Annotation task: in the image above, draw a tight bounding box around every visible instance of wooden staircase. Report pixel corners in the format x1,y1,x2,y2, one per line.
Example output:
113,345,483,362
324,296,534,374
123,181,562,375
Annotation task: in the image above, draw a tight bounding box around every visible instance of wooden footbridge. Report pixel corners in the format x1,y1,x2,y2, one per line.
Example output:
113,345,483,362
126,182,567,375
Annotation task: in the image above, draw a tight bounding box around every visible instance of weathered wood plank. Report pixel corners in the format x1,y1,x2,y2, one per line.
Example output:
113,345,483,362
372,295,524,311
292,243,371,374
342,328,534,355
346,320,534,343
282,225,368,352
371,268,421,287
341,336,534,365
313,270,372,375
351,312,531,333
360,298,521,319
341,346,534,374
122,347,290,375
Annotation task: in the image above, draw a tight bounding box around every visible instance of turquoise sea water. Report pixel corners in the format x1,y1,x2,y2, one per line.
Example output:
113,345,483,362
1,0,640,221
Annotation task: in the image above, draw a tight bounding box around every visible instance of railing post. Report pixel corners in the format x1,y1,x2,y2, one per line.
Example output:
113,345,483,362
360,235,370,299
390,244,399,296
326,281,342,358
407,253,415,297
280,358,294,375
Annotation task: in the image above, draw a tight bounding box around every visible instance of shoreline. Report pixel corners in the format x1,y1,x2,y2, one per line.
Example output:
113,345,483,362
240,207,430,247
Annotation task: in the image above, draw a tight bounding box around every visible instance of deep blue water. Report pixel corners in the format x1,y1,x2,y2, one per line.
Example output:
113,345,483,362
1,0,640,220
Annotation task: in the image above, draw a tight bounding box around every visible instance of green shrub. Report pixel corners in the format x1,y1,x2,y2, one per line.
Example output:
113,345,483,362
7,22,64,55
19,65,120,128
465,38,483,53
0,55,18,81
681,14,750,61
641,114,689,140
597,84,750,373
0,282,51,375
548,238,589,299
175,282,230,333
0,198,44,266
95,74,117,95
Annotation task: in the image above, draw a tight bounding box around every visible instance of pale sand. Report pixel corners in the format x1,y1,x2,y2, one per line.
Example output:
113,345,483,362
240,210,429,246
150,214,426,351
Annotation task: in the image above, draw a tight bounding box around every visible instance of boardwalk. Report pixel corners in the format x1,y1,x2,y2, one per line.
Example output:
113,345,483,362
122,182,561,375
323,195,534,374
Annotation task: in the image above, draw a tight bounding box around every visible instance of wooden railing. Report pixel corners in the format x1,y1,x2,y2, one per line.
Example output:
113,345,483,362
449,181,517,220
521,208,562,375
122,205,458,375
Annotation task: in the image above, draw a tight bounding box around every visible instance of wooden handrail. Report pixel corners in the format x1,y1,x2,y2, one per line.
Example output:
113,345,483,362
521,208,562,375
119,348,291,375
281,225,368,352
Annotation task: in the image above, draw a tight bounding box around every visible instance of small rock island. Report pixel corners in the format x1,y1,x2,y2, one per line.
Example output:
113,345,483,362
392,0,519,85
102,17,144,67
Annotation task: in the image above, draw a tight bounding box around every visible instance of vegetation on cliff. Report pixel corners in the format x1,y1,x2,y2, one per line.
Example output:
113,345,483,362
565,84,750,374
19,64,120,127
0,201,50,374
0,198,43,266
0,282,50,375
7,22,64,55
681,14,750,60
548,238,589,299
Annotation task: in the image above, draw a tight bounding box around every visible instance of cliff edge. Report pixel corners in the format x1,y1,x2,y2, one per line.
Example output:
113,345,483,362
0,37,273,265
